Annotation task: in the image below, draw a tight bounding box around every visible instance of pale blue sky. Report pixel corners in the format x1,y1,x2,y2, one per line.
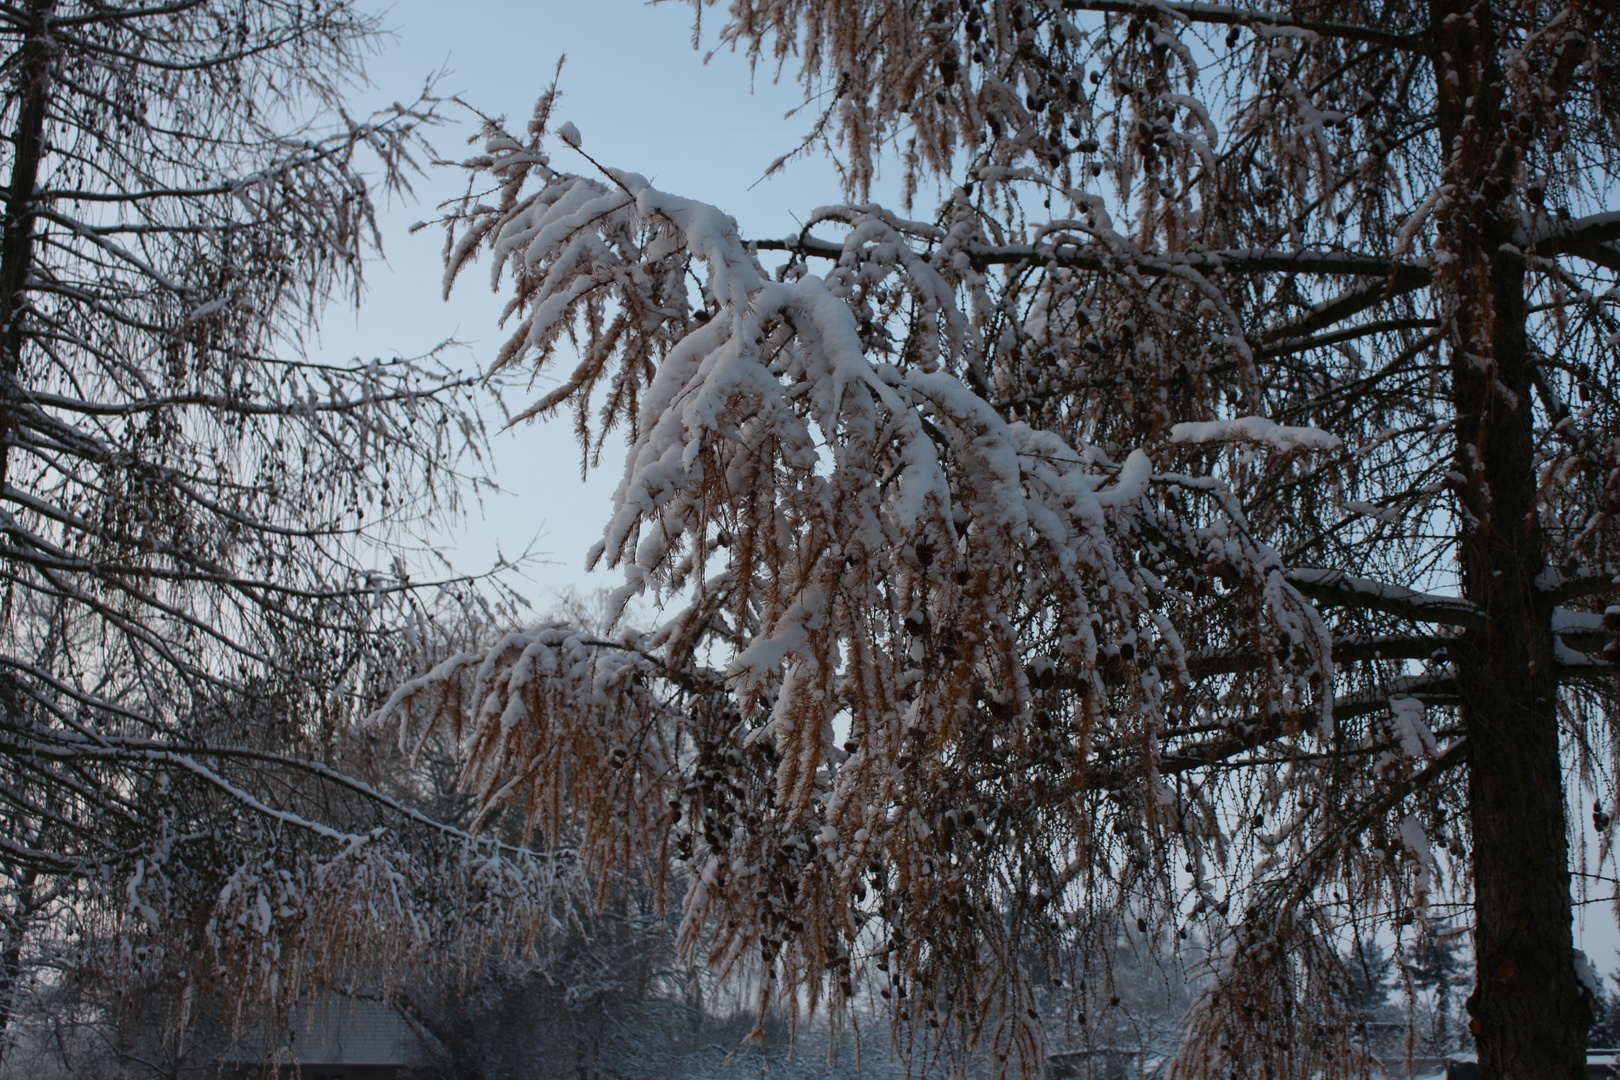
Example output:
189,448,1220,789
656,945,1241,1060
320,0,865,602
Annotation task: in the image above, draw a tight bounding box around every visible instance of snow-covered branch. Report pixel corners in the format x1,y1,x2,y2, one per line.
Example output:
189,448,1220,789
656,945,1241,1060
755,233,1428,280
1059,0,1427,51
1284,568,1484,629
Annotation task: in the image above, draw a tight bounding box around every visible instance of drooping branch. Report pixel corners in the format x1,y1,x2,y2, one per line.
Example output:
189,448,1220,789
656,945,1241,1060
429,6,1620,1071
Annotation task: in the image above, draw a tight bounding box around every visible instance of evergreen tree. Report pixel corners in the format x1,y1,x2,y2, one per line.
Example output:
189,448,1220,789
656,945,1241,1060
1588,969,1620,1049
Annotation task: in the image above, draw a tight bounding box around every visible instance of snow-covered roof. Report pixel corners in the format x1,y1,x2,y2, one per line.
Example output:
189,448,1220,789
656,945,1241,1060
1375,1055,1474,1080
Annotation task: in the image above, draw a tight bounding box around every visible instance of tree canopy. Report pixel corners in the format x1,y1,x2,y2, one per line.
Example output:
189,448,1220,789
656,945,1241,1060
0,0,558,1059
392,2,1620,1078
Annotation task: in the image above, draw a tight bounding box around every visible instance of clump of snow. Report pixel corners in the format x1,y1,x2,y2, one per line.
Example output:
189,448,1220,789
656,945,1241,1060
1390,697,1438,760
1577,949,1605,1000
1169,416,1341,453
1398,814,1435,906
1343,499,1402,524
556,121,582,148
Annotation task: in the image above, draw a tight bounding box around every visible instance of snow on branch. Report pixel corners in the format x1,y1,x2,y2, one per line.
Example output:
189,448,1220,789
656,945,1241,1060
480,3,1620,1077
372,622,678,874
1535,563,1620,605
1169,416,1341,453
1284,568,1484,628
434,112,1350,1077
1526,209,1620,255
755,232,1422,280
1059,0,1426,51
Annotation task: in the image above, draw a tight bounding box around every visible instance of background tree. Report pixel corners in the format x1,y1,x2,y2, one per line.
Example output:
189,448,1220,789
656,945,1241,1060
1406,927,1471,1058
0,0,555,1061
1586,967,1620,1049
1345,938,1402,1060
400,896,681,1080
391,1,1620,1078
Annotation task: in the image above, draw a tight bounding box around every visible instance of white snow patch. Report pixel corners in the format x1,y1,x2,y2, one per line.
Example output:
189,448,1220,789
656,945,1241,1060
1390,697,1438,760
1169,416,1341,453
1552,607,1603,634
1343,499,1403,524
1398,814,1435,904
1576,949,1604,999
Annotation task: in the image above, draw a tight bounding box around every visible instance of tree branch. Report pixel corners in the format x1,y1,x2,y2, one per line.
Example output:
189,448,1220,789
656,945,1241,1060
47,0,208,27
1186,633,1451,678
1259,318,1438,359
1285,568,1484,628
1535,565,1619,605
1527,211,1620,258
1156,676,1461,776
753,234,1430,280
1256,266,1434,345
1060,0,1427,53
1561,242,1620,275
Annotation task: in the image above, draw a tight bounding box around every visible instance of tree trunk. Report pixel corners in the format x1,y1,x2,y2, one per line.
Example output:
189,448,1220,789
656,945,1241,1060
0,8,52,1067
0,870,37,1074
1435,3,1590,1076
0,0,56,490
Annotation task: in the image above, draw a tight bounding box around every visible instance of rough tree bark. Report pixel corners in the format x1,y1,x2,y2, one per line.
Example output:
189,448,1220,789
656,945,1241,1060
0,0,54,491
1437,2,1591,1075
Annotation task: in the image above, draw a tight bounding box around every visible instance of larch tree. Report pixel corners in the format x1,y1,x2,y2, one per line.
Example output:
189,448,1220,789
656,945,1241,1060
389,2,1620,1078
0,0,562,1061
